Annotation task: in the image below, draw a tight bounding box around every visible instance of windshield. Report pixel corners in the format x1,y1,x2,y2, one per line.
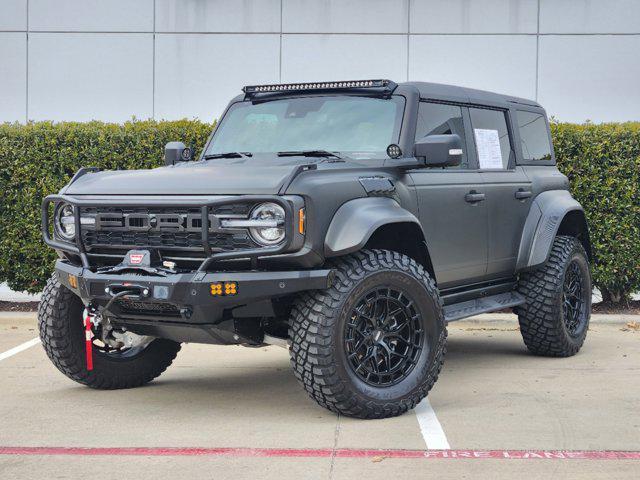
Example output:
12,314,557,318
205,95,405,160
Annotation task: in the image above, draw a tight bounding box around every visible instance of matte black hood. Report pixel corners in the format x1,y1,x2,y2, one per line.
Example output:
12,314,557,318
64,158,305,195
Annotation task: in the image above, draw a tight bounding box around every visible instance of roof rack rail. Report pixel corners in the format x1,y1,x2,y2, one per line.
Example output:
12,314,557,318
243,79,397,97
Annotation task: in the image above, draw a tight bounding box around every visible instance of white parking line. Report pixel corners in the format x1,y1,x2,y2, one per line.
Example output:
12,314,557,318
0,338,41,362
415,398,450,450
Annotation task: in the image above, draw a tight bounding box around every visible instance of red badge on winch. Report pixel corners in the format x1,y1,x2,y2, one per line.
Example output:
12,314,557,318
129,254,144,265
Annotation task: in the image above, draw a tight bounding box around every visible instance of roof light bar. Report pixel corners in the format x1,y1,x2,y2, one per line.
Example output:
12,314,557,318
243,79,395,95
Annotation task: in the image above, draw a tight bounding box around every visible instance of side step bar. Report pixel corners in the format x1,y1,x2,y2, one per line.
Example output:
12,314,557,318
443,291,525,323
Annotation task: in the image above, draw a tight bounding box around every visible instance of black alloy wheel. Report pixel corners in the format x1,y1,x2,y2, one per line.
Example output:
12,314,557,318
562,260,588,336
345,287,423,387
89,326,150,359
289,249,447,419
517,235,592,357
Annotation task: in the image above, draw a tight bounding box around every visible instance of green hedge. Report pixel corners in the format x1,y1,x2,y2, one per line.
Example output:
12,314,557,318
0,120,638,303
551,122,640,303
0,120,213,293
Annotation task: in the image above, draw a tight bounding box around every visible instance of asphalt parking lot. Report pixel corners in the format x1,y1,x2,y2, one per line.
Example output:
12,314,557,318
1,312,638,479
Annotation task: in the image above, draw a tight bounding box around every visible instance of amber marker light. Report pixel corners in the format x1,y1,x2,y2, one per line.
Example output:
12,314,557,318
298,208,306,235
224,282,238,295
68,274,78,289
210,282,223,296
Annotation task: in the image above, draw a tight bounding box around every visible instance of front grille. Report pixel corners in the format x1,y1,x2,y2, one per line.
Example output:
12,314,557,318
82,230,255,251
79,205,260,267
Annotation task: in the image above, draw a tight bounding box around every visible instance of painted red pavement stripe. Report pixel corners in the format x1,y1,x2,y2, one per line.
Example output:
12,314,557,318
0,447,639,460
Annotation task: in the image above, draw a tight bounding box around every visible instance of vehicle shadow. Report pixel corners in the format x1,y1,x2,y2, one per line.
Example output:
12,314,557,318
445,333,530,361
147,332,530,412
45,330,530,419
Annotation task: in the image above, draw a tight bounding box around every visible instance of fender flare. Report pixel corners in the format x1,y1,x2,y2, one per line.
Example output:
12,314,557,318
324,197,422,257
516,190,588,270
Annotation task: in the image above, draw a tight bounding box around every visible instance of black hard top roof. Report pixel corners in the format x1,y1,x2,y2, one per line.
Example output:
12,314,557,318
235,79,542,109
400,81,541,108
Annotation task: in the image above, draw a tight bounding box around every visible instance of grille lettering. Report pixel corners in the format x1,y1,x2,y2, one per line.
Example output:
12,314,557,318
93,213,220,233
124,213,150,231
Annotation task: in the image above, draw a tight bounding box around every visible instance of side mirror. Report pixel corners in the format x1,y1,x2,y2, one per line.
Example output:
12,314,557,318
414,134,463,167
164,141,193,166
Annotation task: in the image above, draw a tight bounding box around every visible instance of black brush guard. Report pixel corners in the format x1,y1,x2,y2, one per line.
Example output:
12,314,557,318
42,194,297,271
43,194,332,344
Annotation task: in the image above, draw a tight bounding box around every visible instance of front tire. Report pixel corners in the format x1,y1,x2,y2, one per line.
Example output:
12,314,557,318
289,250,446,419
38,273,181,389
517,236,591,357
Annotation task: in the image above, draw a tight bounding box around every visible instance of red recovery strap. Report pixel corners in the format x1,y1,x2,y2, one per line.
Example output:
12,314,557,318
84,314,93,371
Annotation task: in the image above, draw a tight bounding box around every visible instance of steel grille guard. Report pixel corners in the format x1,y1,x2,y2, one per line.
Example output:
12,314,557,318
42,194,297,272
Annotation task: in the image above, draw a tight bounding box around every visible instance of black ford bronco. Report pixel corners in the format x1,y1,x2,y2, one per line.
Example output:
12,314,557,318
39,80,592,419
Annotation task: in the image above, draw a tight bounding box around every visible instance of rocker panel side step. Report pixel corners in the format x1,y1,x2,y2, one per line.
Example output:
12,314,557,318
443,291,525,323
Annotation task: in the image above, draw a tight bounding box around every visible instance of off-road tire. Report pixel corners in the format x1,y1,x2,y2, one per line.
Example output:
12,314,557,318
289,249,446,419
517,235,591,357
38,273,181,389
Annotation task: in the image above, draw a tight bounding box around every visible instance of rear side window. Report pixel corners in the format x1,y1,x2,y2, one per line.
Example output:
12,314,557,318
516,111,553,162
415,102,468,169
469,107,512,169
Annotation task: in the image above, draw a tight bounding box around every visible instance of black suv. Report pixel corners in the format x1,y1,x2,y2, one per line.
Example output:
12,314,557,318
39,80,592,419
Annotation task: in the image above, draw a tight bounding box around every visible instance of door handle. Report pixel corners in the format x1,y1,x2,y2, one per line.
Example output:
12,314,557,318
515,189,532,200
465,191,485,203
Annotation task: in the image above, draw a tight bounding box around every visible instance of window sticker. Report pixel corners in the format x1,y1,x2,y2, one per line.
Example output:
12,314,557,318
474,128,503,169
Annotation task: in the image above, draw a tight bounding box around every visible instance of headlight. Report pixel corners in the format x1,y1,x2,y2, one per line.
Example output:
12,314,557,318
249,202,285,246
54,203,76,240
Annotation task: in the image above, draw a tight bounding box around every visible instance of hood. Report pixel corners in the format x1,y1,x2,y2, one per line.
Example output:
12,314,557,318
64,157,309,195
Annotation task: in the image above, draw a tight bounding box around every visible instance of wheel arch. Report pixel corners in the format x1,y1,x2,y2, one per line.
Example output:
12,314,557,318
362,223,436,282
557,210,592,261
324,197,436,280
516,190,592,271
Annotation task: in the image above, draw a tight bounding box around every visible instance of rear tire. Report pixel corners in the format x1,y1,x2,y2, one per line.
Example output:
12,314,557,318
517,236,591,357
38,273,181,389
289,250,446,419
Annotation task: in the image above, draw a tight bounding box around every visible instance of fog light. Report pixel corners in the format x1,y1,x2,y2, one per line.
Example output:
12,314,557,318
210,282,238,296
68,274,78,289
224,282,238,295
210,283,223,296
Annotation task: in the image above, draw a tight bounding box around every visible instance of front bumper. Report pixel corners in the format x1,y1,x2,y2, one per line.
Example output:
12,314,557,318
55,260,333,343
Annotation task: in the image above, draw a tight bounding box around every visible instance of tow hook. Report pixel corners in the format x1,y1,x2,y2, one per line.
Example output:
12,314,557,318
82,307,100,371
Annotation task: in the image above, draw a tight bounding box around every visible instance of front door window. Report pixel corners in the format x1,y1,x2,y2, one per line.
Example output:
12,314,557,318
415,102,468,169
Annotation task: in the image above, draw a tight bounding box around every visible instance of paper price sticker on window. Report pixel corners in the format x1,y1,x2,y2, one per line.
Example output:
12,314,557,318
474,128,503,169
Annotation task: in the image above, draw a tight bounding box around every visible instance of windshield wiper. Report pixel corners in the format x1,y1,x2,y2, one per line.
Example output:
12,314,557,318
203,152,253,160
277,150,342,159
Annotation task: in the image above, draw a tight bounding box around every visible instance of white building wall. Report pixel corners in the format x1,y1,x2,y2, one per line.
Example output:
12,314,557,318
1,0,639,124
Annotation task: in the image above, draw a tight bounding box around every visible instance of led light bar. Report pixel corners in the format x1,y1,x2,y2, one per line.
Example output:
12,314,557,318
243,79,395,95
